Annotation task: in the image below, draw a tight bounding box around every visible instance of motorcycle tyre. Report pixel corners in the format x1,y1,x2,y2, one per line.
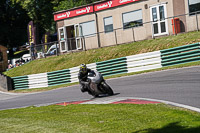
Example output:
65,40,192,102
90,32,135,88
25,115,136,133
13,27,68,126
101,82,114,96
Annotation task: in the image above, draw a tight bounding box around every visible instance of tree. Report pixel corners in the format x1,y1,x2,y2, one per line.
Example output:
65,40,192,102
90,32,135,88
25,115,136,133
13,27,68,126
53,0,99,11
11,0,61,44
0,0,30,48
0,0,100,48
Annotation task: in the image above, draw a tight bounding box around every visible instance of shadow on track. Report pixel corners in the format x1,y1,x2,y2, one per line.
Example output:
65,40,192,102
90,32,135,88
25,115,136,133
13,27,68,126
90,93,120,99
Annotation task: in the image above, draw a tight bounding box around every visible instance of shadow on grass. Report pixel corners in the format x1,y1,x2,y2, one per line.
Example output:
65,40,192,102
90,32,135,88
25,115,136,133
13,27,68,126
133,122,200,133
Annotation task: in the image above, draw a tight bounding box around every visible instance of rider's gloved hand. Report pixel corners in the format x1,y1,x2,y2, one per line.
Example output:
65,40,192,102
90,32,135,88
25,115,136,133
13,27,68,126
87,79,91,83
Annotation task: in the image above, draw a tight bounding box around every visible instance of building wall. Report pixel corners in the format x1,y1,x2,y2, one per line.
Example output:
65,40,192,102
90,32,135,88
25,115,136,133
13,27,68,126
96,1,147,46
57,20,64,29
184,0,200,32
63,14,99,50
96,0,175,46
173,0,187,32
56,0,199,51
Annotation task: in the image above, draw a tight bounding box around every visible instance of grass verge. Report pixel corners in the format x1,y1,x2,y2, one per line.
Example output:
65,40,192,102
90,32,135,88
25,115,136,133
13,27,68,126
0,104,200,133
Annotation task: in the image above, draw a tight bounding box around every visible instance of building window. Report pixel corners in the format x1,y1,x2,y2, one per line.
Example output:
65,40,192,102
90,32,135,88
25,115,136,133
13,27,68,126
188,0,200,15
104,16,113,33
80,20,96,37
122,9,143,29
58,27,65,41
150,4,168,36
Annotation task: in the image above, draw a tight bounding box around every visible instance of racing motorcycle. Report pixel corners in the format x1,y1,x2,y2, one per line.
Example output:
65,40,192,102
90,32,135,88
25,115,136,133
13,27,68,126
85,70,114,97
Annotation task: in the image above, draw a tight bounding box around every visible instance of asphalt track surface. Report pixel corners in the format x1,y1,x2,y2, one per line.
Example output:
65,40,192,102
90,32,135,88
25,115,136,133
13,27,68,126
0,66,200,111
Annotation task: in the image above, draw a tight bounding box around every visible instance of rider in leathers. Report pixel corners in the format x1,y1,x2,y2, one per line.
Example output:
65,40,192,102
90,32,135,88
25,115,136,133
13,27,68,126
78,64,92,93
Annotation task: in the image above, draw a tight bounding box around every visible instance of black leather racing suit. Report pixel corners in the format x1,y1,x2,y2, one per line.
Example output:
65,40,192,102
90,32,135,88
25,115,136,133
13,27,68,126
78,68,92,92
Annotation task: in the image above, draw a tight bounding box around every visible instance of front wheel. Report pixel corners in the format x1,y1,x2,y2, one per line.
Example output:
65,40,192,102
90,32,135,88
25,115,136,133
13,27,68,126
101,82,114,96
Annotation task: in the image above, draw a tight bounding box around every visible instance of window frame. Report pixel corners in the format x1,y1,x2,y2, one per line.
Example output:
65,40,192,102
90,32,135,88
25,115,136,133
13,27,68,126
188,0,200,15
103,16,114,33
122,9,143,30
150,4,168,37
80,20,96,37
58,27,68,52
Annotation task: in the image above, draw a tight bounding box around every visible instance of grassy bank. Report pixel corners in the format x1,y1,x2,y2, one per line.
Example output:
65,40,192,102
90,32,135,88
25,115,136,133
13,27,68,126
4,31,200,77
0,104,200,133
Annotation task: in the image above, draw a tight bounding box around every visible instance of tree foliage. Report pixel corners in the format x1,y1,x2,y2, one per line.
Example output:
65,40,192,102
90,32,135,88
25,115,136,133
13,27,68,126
1,0,99,48
54,0,99,11
0,0,30,48
11,0,59,44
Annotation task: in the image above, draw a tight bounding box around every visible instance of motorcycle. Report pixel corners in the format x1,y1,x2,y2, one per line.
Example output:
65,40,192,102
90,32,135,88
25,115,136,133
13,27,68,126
85,70,114,97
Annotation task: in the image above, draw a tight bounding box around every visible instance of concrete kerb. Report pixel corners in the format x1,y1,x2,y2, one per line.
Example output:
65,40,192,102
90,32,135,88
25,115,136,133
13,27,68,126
131,97,200,113
55,97,200,113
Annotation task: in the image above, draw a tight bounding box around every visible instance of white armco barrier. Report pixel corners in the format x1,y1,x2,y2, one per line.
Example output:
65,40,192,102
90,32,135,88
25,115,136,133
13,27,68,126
13,51,163,89
126,51,162,73
28,73,48,89
87,63,97,70
69,66,79,83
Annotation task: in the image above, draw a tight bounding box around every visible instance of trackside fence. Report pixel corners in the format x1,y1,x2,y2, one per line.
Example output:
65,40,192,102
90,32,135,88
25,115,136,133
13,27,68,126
11,42,200,90
126,51,162,73
47,69,70,87
161,42,200,66
96,57,127,77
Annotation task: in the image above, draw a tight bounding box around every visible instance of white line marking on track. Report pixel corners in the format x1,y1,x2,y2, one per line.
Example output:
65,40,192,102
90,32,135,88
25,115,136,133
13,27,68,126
125,97,200,113
0,91,27,95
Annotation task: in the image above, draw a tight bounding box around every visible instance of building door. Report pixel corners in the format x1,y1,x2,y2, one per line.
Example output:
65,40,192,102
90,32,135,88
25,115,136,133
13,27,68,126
74,24,82,50
66,25,77,51
58,27,68,52
150,4,168,37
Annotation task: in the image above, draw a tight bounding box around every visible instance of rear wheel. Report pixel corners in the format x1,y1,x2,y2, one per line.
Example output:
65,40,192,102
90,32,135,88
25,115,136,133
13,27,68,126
101,82,114,95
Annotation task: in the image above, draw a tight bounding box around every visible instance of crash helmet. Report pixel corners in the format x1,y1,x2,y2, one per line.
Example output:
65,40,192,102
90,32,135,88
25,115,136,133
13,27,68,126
80,64,87,74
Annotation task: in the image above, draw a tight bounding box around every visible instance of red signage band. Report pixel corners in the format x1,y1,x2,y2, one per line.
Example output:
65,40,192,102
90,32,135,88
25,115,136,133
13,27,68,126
94,0,140,12
54,6,93,21
54,0,140,21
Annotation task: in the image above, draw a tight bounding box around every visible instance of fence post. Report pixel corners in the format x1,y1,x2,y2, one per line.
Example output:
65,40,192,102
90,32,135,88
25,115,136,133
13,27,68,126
30,43,35,60
83,37,86,51
69,38,72,51
115,29,118,45
42,44,44,55
151,21,155,39
57,41,60,56
55,42,59,56
29,43,32,60
196,12,199,31
132,27,135,42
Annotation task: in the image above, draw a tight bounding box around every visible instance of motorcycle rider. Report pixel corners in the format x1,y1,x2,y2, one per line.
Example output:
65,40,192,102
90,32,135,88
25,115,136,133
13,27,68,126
78,64,92,93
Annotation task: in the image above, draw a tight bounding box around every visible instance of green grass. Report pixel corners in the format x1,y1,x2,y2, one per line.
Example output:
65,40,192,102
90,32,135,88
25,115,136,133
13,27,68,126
4,31,200,77
0,104,200,133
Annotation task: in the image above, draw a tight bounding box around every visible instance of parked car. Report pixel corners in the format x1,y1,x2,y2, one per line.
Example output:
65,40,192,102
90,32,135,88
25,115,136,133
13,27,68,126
22,54,31,62
45,44,59,56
